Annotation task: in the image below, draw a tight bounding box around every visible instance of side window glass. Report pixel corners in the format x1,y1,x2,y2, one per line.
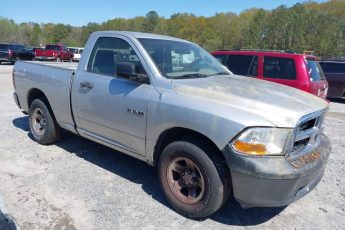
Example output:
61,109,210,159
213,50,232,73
212,54,228,65
320,63,345,73
264,56,296,80
227,55,258,77
87,37,147,78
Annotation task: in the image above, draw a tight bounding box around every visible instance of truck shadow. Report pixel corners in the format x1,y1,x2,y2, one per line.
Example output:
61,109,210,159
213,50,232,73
13,116,284,226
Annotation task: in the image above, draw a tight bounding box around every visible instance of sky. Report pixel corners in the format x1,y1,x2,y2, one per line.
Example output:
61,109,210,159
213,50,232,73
0,0,327,27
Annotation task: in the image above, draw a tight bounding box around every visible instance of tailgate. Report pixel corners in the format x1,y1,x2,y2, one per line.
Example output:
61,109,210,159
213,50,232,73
35,49,54,57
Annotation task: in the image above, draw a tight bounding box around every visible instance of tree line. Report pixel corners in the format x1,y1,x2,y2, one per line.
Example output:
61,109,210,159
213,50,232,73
0,0,345,58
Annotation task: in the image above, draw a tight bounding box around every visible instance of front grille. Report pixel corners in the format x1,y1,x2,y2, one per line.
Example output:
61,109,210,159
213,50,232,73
292,138,310,152
288,110,326,160
298,118,316,131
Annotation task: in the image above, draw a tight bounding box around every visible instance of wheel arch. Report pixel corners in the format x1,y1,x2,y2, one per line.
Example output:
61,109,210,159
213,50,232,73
27,88,57,121
153,127,227,168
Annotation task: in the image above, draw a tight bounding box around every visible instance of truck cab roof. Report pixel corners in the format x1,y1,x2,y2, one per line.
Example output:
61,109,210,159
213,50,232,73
91,31,192,43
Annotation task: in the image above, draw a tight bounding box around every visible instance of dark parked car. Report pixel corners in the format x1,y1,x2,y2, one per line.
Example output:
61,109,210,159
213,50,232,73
320,60,345,99
211,50,328,99
0,43,35,64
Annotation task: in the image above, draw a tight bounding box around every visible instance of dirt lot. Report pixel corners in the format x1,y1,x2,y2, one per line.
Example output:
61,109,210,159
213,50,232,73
0,64,344,230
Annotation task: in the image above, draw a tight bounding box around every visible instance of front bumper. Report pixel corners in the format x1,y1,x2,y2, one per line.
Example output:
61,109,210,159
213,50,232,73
223,133,331,208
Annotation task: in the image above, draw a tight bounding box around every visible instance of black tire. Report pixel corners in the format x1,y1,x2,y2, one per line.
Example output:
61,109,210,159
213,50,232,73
29,99,61,144
158,138,230,218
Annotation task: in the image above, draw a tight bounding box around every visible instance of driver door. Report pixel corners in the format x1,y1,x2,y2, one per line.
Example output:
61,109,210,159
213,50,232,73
73,36,153,156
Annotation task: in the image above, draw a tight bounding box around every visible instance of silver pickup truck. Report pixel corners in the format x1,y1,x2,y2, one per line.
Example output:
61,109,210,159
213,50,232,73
13,31,331,218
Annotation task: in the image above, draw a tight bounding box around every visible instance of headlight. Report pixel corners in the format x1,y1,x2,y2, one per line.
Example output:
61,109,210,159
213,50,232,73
231,128,292,156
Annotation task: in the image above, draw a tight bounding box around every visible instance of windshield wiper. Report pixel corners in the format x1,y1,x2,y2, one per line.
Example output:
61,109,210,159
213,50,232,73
173,73,208,79
207,72,230,77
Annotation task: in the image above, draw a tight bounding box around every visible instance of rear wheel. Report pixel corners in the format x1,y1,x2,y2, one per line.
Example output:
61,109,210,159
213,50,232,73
29,99,61,144
158,139,230,218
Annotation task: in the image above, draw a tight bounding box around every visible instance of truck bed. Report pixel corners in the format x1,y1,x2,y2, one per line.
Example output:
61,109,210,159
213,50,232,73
24,61,78,71
14,60,78,134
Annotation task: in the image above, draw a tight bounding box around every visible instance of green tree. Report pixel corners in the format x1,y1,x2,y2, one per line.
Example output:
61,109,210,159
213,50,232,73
1,1,345,58
50,24,70,43
81,22,101,45
30,23,41,46
143,11,159,33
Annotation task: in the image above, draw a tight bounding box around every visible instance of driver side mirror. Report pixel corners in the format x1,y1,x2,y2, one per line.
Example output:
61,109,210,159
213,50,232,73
116,62,149,84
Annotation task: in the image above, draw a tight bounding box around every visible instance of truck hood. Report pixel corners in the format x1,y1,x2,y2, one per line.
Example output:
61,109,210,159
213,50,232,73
172,75,328,127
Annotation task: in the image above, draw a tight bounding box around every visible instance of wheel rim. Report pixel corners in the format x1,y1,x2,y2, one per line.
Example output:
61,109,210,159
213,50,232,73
31,108,47,136
167,157,205,204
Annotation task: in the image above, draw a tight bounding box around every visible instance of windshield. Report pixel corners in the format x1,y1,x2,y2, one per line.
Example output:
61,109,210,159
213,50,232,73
139,38,230,79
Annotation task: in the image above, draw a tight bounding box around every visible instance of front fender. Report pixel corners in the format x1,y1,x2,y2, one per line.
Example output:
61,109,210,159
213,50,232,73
145,90,275,163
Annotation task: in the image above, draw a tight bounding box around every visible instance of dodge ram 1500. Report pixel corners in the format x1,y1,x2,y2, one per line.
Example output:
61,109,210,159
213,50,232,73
13,31,331,218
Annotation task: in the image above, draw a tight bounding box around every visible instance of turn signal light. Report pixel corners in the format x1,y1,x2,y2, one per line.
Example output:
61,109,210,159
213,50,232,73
232,140,266,155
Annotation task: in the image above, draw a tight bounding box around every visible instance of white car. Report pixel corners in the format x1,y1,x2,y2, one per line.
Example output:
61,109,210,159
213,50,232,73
67,47,84,62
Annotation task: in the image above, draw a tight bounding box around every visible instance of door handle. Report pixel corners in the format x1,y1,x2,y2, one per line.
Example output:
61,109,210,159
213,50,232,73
80,81,94,89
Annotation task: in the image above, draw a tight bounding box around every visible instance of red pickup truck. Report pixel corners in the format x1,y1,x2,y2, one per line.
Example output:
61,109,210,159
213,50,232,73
34,44,73,62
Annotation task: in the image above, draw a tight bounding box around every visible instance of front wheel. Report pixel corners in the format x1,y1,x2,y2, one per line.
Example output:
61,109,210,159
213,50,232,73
29,99,61,144
158,139,230,218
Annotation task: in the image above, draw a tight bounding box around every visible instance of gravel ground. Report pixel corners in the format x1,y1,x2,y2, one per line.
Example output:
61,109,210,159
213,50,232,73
0,64,344,230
